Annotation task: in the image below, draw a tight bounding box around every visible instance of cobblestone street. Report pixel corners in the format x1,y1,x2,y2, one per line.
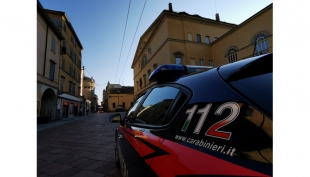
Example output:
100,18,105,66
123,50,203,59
37,113,123,177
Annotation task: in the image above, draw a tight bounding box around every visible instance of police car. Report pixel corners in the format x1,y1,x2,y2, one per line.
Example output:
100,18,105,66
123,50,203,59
109,53,272,177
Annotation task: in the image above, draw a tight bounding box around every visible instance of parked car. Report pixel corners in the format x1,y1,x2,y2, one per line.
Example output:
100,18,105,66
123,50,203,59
115,106,126,112
98,107,104,113
109,53,273,177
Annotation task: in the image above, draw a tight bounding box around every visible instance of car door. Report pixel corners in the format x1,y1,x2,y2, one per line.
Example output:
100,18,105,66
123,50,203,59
117,85,187,177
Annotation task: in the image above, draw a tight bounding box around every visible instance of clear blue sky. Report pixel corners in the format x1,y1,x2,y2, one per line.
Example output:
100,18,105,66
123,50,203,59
38,0,272,103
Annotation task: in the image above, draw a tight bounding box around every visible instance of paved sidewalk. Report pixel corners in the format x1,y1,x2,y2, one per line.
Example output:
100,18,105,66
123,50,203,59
37,112,122,177
37,114,93,132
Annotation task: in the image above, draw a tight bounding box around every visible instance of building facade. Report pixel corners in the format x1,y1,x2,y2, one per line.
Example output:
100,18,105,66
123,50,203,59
37,1,64,121
44,9,84,118
131,3,273,99
82,75,98,113
104,82,134,112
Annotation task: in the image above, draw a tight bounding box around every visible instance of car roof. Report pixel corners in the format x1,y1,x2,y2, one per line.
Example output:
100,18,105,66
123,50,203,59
218,53,272,81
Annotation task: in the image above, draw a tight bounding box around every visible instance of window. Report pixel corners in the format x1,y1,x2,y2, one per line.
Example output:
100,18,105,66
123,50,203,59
124,94,145,122
63,40,66,48
70,65,73,76
174,52,184,65
188,33,192,41
51,38,56,53
73,67,76,78
135,86,180,125
228,48,237,63
136,81,139,90
205,36,210,44
190,59,195,65
49,61,55,80
199,59,204,66
113,103,116,108
73,53,76,62
209,60,213,67
196,34,201,43
139,78,142,88
70,48,73,59
63,24,67,32
62,58,65,69
69,82,73,94
175,57,182,65
141,55,148,68
60,77,65,91
143,74,146,87
148,47,152,54
254,34,269,56
122,102,125,108
72,84,76,95
147,69,151,75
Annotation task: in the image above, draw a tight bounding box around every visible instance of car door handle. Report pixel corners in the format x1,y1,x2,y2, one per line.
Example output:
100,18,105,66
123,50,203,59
118,134,123,139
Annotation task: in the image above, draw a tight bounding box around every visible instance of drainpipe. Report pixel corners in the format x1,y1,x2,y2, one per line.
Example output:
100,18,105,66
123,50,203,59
43,24,49,76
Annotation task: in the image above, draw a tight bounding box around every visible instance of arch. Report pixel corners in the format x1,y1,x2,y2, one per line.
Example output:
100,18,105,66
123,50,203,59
225,46,238,63
253,32,270,56
251,31,270,43
40,88,57,119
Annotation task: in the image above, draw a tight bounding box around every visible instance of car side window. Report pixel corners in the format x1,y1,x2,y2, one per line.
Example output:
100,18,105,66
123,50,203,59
123,94,144,123
135,86,179,125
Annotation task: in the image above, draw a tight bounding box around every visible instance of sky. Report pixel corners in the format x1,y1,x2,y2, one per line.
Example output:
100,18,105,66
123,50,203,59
3,0,310,176
38,0,273,104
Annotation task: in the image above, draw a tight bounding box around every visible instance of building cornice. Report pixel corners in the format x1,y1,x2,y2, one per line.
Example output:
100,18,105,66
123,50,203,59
210,3,273,45
132,9,237,67
44,9,83,50
37,1,64,40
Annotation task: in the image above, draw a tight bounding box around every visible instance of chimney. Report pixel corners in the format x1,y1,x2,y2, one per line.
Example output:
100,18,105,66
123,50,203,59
169,3,173,12
215,13,220,21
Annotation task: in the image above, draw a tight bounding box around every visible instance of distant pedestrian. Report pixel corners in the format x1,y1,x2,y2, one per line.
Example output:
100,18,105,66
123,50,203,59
79,107,83,116
86,108,89,115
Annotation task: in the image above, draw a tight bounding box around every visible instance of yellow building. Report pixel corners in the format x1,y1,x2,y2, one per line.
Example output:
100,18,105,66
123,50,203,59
37,1,64,122
104,82,134,112
132,3,273,99
44,9,84,118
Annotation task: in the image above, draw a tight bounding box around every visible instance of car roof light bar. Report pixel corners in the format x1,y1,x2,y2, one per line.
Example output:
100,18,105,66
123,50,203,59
149,64,213,83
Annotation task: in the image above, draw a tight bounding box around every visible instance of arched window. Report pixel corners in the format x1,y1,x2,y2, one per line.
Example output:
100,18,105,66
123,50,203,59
227,48,237,63
254,33,269,56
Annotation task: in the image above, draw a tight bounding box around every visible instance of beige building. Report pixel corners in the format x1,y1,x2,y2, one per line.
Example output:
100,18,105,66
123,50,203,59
104,82,134,112
131,3,273,99
82,73,98,113
44,8,84,118
37,1,64,122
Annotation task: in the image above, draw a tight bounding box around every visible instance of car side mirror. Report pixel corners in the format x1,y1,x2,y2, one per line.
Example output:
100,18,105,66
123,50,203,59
109,114,121,123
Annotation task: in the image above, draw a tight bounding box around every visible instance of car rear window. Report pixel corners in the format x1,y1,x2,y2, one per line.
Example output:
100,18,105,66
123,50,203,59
229,72,272,118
